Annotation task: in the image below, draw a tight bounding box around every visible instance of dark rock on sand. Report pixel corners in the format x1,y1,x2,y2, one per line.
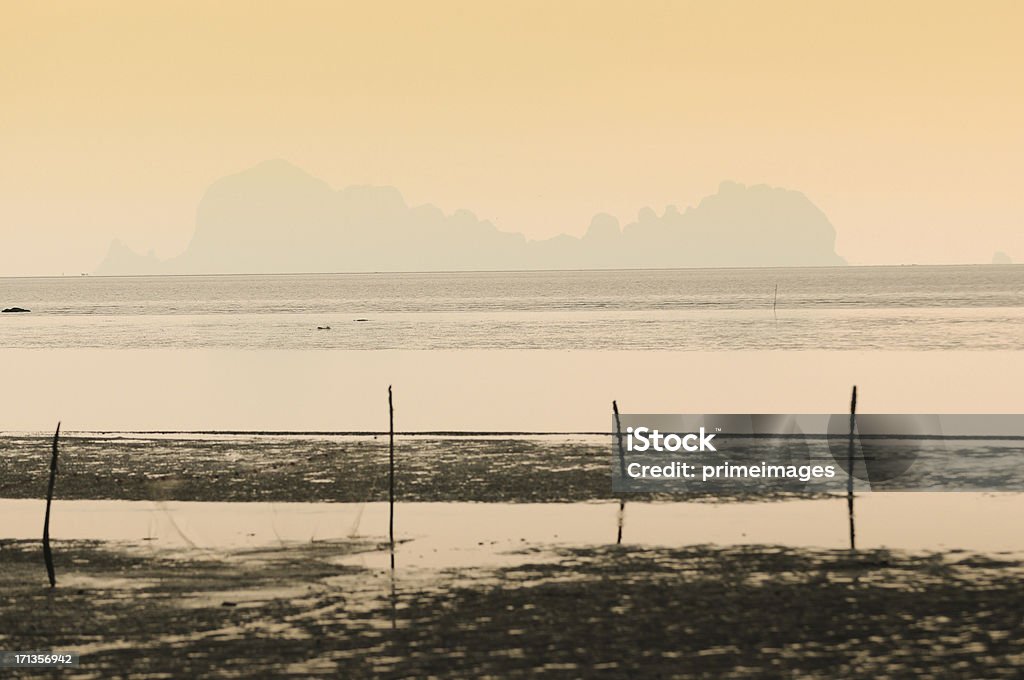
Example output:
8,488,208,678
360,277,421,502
1,307,30,313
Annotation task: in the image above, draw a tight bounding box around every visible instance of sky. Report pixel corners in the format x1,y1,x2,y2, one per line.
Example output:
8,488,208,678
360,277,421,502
2,1,1022,276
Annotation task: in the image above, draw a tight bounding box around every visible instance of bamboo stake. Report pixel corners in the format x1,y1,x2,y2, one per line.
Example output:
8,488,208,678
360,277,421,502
613,401,627,545
43,422,60,588
612,401,627,479
847,386,857,551
388,385,395,570
616,499,625,545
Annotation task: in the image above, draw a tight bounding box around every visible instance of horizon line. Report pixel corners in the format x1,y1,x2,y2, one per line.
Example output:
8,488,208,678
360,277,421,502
1,262,1017,281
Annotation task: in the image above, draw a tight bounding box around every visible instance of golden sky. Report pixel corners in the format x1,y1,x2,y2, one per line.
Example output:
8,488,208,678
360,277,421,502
2,1,1022,275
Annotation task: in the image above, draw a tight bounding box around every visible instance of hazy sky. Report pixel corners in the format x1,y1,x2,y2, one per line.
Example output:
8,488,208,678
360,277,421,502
2,1,1022,276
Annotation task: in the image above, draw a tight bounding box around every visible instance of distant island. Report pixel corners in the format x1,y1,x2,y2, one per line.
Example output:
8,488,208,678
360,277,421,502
96,160,846,275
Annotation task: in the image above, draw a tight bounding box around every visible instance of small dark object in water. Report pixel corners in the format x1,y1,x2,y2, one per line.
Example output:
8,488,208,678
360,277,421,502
354,318,369,322
317,325,331,330
221,601,237,607
2,307,30,313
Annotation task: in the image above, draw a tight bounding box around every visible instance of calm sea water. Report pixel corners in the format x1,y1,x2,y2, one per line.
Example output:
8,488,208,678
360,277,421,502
2,266,1021,350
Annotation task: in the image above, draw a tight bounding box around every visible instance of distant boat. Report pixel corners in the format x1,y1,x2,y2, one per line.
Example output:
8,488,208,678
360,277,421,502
2,307,31,313
317,325,331,330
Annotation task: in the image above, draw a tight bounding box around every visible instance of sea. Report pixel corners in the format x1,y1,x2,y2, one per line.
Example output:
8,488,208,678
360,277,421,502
1,265,1022,431
2,265,1022,351
2,265,1023,560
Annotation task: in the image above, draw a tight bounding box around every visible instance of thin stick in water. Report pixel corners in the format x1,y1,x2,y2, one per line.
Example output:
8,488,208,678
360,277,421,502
43,422,61,588
847,385,857,551
613,400,627,544
388,385,395,569
617,499,625,545
612,400,627,480
773,283,778,317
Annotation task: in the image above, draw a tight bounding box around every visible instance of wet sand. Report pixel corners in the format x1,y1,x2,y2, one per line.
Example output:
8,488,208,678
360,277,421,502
3,433,1022,676
0,434,812,503
1,539,1021,678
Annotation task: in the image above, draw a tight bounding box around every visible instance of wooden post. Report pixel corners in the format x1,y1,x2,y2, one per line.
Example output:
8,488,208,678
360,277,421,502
613,401,627,544
43,422,61,588
616,499,625,545
612,401,627,479
847,386,857,551
388,386,395,569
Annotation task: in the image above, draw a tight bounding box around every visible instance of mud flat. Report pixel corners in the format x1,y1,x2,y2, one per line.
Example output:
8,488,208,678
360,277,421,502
3,432,1022,677
0,433,821,503
1,539,1021,678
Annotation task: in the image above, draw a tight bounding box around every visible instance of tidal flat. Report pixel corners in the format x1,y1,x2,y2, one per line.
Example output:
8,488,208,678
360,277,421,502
0,434,805,503
1,539,1021,678
3,432,1022,677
